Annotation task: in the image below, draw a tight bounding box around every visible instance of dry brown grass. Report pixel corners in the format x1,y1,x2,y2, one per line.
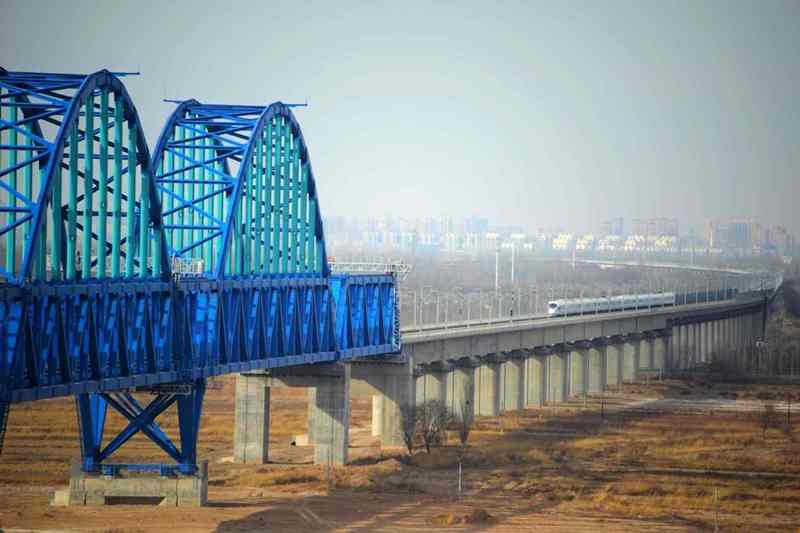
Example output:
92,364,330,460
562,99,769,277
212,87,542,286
451,380,800,532
2,375,800,531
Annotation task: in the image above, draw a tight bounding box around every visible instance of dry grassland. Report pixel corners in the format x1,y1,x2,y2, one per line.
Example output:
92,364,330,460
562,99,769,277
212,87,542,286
1,376,799,531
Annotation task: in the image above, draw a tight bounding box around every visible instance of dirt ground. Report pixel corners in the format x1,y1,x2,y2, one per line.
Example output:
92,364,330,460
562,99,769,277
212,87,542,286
1,377,800,532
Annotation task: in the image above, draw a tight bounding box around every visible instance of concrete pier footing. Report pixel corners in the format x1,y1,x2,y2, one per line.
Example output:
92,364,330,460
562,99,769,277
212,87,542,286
52,462,208,507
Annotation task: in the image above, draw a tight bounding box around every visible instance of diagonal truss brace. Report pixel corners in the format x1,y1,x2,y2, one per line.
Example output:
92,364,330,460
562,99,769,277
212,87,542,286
75,379,206,476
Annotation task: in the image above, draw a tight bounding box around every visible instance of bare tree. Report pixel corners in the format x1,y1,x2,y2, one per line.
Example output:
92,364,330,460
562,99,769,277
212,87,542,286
418,400,452,454
760,402,778,440
398,402,419,456
456,398,473,449
454,398,474,497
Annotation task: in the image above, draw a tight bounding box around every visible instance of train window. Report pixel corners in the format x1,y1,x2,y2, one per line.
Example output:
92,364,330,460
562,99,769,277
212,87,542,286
548,302,558,309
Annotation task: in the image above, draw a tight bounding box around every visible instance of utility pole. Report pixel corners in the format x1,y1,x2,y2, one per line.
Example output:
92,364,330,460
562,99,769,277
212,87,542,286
494,243,500,293
510,241,516,284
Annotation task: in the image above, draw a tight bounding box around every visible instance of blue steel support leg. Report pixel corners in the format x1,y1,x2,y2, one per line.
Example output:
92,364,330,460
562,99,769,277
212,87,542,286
177,379,206,474
72,381,206,476
76,393,108,473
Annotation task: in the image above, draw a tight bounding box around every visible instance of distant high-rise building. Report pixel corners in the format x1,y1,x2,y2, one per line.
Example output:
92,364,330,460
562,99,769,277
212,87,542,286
706,218,755,252
599,217,624,236
765,225,795,257
465,215,489,235
632,217,678,237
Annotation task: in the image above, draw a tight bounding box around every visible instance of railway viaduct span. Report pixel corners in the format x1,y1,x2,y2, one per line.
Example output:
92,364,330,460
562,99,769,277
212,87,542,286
235,273,781,469
398,291,771,420
0,68,782,507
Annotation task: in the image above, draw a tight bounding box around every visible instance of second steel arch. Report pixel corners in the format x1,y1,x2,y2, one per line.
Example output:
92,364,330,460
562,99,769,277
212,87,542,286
150,101,328,278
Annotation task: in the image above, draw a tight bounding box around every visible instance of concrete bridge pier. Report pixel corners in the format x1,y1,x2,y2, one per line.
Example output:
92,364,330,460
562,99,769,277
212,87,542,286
708,320,718,361
501,352,526,412
622,336,641,382
546,349,569,403
727,317,737,356
752,310,764,343
587,343,606,394
234,374,271,464
737,315,748,369
702,321,711,363
721,318,729,353
711,320,720,359
446,359,476,421
653,333,668,370
568,346,589,399
234,364,352,466
416,364,447,404
311,365,351,466
525,350,548,407
743,314,757,367
605,340,623,387
680,324,690,369
639,335,654,370
474,356,502,417
695,322,704,364
692,323,701,366
665,326,675,370
351,360,415,448
733,315,745,368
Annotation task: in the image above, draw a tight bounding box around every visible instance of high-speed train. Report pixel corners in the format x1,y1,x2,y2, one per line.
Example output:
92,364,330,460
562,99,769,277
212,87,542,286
547,292,676,317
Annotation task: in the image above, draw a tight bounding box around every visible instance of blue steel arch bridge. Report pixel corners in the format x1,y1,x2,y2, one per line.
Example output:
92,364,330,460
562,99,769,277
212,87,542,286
0,68,399,475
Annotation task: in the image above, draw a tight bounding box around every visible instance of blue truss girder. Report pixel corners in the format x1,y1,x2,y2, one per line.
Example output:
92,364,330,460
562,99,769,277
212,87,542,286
0,273,398,404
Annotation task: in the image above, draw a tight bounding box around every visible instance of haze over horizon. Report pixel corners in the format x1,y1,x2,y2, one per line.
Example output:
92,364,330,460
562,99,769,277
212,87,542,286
2,0,798,234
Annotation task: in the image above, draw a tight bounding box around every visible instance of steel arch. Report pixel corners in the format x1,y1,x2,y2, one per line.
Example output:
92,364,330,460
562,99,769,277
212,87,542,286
150,101,328,278
0,69,170,284
0,68,400,474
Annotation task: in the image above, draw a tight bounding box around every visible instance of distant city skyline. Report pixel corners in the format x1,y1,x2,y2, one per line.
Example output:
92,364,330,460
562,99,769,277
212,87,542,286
323,210,794,239
324,212,796,258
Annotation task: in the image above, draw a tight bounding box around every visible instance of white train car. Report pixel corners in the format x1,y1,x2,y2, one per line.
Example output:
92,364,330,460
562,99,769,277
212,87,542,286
547,292,676,317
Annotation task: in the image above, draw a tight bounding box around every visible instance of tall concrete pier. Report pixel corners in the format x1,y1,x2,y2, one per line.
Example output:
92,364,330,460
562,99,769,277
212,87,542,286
231,296,770,473
234,363,351,466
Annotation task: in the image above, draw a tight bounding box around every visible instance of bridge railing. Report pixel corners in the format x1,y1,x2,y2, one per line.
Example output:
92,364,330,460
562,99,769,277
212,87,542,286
400,272,781,333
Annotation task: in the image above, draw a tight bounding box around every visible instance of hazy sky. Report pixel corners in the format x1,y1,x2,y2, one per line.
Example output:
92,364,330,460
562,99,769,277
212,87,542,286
2,0,799,234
